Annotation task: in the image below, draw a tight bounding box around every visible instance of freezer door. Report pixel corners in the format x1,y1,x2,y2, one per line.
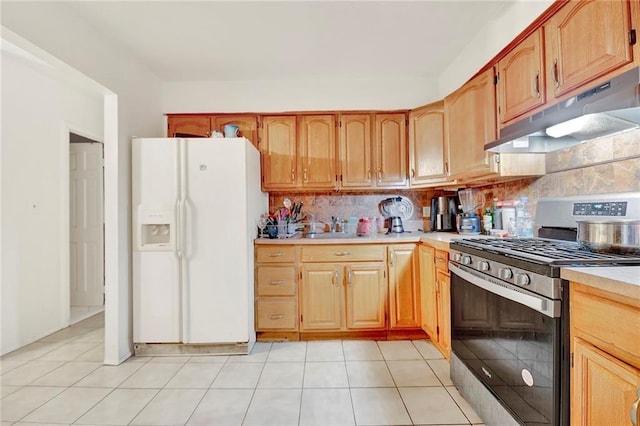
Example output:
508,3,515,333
182,138,264,343
132,138,181,343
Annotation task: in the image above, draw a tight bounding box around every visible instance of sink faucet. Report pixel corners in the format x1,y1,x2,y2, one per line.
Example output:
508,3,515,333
330,216,343,233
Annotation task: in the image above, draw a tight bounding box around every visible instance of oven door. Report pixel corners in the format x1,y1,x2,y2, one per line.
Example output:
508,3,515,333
449,263,565,426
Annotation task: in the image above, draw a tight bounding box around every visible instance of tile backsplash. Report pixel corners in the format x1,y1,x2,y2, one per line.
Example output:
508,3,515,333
268,129,640,227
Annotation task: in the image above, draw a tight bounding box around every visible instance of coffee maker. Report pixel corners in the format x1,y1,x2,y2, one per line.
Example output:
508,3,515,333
430,196,459,232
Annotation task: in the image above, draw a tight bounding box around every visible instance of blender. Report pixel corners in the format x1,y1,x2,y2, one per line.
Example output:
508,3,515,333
458,189,484,234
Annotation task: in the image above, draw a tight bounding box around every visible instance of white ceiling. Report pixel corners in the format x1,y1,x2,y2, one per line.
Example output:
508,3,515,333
60,1,511,82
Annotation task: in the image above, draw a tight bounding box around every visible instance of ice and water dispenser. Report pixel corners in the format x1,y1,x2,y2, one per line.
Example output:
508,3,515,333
136,210,174,250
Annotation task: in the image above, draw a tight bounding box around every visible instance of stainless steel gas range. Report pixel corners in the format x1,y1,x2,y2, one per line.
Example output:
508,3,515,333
448,192,640,426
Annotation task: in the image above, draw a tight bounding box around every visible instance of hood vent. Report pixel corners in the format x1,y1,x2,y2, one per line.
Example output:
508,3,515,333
486,66,640,153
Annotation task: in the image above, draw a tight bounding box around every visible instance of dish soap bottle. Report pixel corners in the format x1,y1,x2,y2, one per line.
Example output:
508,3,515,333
483,208,493,235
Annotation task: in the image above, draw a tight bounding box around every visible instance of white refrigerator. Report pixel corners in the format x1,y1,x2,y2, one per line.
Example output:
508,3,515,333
132,137,267,354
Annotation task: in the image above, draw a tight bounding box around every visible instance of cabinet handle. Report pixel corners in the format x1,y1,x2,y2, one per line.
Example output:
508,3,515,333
268,252,283,257
367,169,372,180
552,59,560,88
631,388,640,426
410,168,415,178
291,169,295,182
268,280,284,285
268,314,285,320
390,252,395,267
347,269,353,287
333,270,339,287
333,251,351,256
445,161,449,174
303,169,308,182
377,169,382,182
534,72,541,98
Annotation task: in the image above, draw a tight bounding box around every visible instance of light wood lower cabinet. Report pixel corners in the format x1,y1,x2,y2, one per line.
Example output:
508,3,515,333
300,244,386,332
419,246,450,359
570,281,640,426
255,246,298,332
388,244,420,329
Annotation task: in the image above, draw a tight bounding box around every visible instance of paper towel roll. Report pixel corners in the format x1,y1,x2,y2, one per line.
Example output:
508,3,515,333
501,207,516,235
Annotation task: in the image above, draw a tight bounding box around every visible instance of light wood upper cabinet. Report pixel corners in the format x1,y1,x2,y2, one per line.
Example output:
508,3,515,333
339,114,374,188
345,263,386,330
445,67,497,178
388,244,420,329
497,28,546,127
260,115,298,191
408,101,449,186
375,113,408,188
213,115,259,148
545,0,636,101
298,115,337,190
167,116,212,137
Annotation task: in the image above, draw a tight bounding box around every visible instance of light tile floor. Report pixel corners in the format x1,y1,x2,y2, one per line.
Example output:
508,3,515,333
1,314,485,425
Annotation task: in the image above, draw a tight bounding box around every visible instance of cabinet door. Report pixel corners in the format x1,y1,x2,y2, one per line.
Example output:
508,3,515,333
345,263,386,330
497,28,546,127
546,0,635,99
339,114,374,189
445,68,497,178
436,269,451,359
409,102,448,186
374,113,408,188
572,338,640,426
261,115,298,190
419,245,437,339
388,244,420,329
167,116,212,137
213,115,259,148
298,115,337,190
300,264,342,331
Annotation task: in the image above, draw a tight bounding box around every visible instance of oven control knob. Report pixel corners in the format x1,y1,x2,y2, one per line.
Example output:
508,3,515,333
498,268,513,280
452,253,462,262
478,261,490,271
515,273,531,286
461,255,472,265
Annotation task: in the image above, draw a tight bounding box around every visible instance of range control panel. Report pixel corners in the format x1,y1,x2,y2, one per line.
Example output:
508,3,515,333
573,201,628,216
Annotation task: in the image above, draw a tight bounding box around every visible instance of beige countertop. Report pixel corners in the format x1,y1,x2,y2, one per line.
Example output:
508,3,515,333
561,266,640,301
254,231,466,249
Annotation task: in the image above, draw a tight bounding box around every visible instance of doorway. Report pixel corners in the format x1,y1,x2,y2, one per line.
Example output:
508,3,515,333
69,133,105,324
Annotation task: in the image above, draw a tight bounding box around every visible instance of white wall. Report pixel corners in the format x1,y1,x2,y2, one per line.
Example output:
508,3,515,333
2,2,164,363
1,42,104,355
163,77,438,113
438,0,555,97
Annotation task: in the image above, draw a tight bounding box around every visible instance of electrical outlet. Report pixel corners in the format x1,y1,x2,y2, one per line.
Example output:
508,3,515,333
422,206,430,216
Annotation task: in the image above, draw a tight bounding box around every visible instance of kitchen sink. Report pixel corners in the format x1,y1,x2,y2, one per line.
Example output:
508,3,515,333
305,232,357,239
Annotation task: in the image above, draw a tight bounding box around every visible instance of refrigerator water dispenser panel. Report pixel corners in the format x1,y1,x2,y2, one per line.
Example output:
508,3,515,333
137,210,174,250
142,224,170,246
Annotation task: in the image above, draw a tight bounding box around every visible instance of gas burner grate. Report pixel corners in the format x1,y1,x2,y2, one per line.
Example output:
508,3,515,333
456,238,640,263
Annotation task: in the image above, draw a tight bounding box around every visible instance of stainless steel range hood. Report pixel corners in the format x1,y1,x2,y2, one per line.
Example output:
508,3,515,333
486,66,640,153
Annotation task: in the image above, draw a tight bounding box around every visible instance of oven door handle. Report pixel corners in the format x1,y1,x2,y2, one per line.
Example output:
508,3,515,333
449,263,561,318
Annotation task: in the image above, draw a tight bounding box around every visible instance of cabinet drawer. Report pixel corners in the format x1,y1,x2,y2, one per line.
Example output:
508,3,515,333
257,266,296,296
256,298,297,330
435,250,449,273
301,245,385,262
256,246,296,263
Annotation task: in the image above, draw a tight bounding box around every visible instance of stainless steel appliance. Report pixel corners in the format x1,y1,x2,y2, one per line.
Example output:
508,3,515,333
448,192,640,426
430,195,458,231
458,189,484,235
388,216,405,233
379,196,413,234
487,66,640,153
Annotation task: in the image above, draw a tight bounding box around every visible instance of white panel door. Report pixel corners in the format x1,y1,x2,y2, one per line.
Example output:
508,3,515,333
70,142,104,307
